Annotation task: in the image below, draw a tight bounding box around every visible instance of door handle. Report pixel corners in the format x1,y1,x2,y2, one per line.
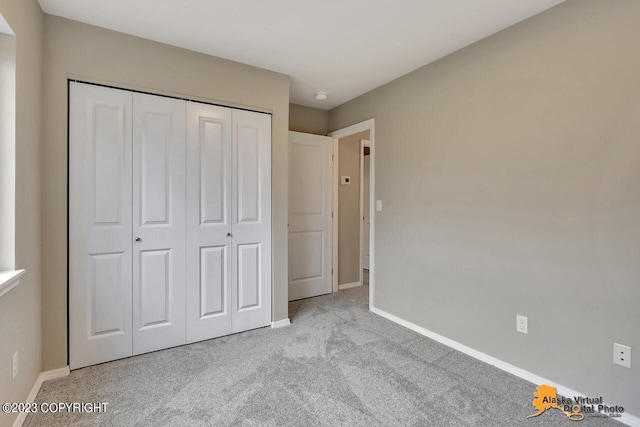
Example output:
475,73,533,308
135,237,142,242
227,232,232,237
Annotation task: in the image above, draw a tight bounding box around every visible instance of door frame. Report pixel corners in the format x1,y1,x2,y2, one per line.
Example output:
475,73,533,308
332,138,339,293
328,119,375,310
359,139,371,276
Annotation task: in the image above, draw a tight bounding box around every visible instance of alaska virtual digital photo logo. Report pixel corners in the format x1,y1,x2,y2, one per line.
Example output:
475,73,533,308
527,384,625,422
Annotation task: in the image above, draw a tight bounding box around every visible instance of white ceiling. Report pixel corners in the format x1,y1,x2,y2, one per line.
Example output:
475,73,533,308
38,0,564,110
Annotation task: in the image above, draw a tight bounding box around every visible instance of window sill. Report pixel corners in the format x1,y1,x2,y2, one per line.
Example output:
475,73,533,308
0,269,25,299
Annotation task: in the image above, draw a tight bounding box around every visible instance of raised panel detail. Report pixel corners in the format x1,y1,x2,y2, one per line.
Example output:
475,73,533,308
200,246,226,318
90,252,125,337
140,249,171,328
290,143,323,216
200,119,225,224
141,112,170,225
237,243,260,310
93,104,125,225
237,125,259,223
289,231,323,281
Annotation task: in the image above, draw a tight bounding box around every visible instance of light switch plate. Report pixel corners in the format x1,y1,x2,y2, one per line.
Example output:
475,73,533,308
376,200,382,211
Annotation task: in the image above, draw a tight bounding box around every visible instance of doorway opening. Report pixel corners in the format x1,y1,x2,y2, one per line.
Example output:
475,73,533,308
328,119,375,310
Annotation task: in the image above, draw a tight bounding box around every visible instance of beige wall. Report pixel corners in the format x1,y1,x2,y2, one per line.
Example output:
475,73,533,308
0,0,43,426
41,16,290,370
329,0,640,416
338,130,369,285
289,103,329,135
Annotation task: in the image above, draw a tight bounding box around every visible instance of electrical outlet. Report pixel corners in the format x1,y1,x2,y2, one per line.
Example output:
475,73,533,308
12,351,18,379
613,343,631,368
516,315,528,334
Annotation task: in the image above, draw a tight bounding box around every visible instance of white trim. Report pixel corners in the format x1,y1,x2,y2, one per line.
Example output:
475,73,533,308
370,306,639,427
358,139,371,285
332,138,339,293
13,366,70,427
329,119,375,310
40,366,71,382
328,119,375,140
338,281,361,290
620,413,640,426
271,318,291,328
0,269,25,299
622,412,640,425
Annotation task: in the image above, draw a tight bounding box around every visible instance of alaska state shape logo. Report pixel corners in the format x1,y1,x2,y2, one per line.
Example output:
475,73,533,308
528,384,584,421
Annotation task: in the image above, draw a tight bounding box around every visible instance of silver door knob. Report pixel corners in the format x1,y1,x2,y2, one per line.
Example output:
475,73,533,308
227,232,232,237
135,237,142,242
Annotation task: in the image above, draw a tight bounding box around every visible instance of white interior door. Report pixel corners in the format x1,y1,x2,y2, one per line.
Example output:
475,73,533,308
186,102,233,343
230,109,271,332
132,93,186,355
362,147,370,270
288,131,334,301
69,82,133,370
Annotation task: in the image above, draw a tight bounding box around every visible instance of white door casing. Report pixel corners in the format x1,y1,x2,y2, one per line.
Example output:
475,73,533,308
186,102,233,343
132,93,187,355
69,82,133,370
328,119,375,309
231,109,272,332
361,139,371,270
288,131,334,301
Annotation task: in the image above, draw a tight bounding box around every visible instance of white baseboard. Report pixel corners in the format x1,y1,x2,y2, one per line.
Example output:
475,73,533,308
13,366,70,427
271,318,291,328
370,306,639,427
39,366,70,382
338,281,361,290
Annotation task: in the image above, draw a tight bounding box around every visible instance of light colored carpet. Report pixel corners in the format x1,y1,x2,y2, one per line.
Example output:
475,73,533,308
25,285,619,426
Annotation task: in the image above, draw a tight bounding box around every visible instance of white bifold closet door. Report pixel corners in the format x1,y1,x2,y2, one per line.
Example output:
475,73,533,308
185,103,232,343
69,83,134,369
186,104,271,342
229,109,272,333
70,82,271,369
132,93,186,355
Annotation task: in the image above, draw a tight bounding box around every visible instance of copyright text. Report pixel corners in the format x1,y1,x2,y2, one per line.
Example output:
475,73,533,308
2,402,108,414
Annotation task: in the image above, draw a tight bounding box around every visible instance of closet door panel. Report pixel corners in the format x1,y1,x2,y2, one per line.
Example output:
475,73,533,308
89,253,127,334
199,245,227,316
186,102,233,343
231,110,271,333
139,113,170,224
200,119,226,223
139,249,171,326
132,93,186,355
237,126,259,223
237,243,260,310
69,82,133,370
